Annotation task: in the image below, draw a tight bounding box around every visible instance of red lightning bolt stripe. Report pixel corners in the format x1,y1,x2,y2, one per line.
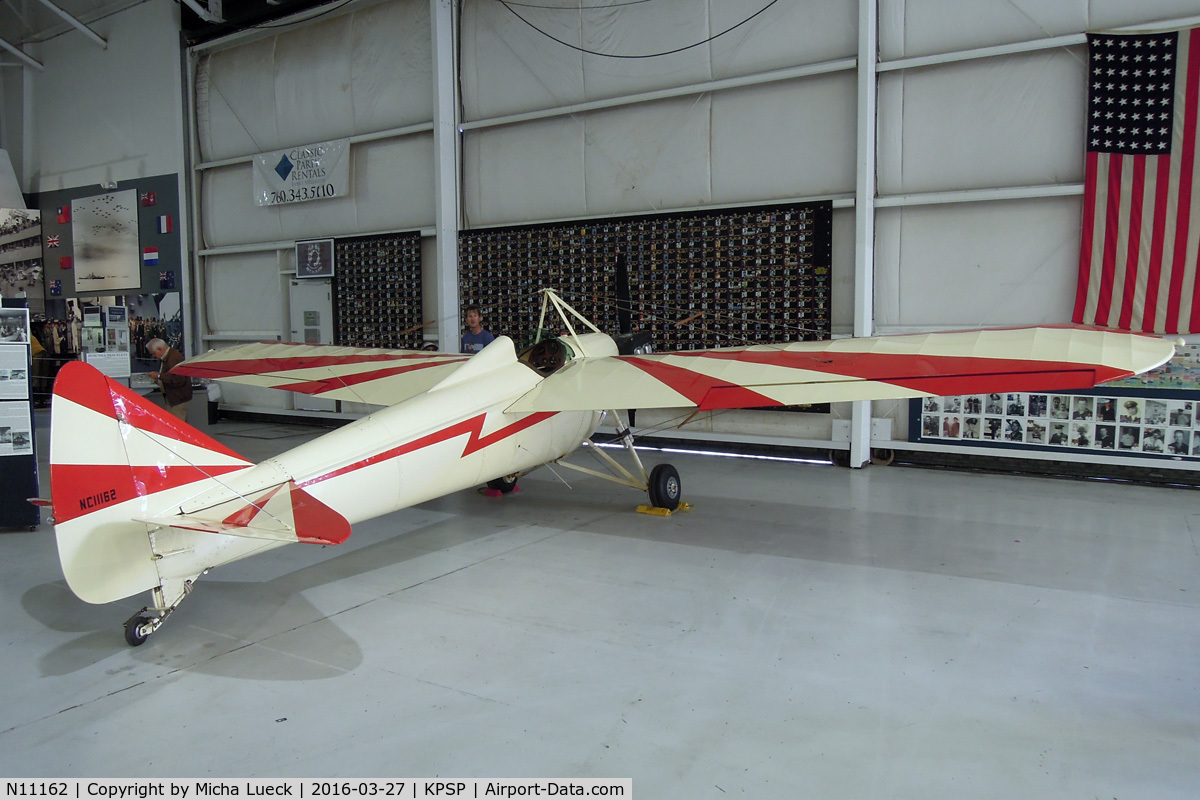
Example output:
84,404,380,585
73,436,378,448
299,412,557,488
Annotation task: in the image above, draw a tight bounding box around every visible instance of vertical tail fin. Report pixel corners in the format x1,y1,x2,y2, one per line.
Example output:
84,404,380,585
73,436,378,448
50,361,253,603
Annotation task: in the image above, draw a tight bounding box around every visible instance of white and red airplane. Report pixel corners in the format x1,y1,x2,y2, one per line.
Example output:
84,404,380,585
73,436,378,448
44,290,1174,645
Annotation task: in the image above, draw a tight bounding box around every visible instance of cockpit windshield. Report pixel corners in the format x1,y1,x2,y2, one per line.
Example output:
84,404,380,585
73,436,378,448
518,337,574,376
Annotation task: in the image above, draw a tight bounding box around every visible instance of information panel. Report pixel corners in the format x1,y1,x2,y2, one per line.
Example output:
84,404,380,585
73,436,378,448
0,307,39,529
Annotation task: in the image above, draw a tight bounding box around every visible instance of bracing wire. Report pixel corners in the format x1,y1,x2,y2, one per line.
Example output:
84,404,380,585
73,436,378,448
492,0,783,59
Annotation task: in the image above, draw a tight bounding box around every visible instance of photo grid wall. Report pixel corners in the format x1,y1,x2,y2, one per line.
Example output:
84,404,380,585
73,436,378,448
458,202,832,351
911,391,1200,459
333,233,422,349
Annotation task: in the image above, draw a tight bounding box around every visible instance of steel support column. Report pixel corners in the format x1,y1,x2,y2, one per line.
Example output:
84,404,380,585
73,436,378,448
849,0,878,469
431,0,459,353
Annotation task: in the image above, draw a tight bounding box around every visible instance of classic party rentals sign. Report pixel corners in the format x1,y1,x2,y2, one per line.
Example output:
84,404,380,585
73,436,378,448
252,139,350,207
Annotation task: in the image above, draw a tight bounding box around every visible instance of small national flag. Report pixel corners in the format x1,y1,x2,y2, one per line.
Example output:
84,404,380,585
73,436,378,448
49,279,61,297
143,247,159,265
45,235,60,248
59,256,72,270
157,214,173,234
1075,27,1200,333
56,206,70,224
159,270,175,290
141,191,156,207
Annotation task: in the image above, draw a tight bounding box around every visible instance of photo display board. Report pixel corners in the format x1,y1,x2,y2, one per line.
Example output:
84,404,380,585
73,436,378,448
458,202,832,351
910,389,1200,461
909,344,1200,462
0,307,38,528
333,233,423,349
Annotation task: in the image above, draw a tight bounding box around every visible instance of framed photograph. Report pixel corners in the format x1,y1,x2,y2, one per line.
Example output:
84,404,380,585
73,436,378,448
72,190,141,293
0,308,30,344
296,239,334,279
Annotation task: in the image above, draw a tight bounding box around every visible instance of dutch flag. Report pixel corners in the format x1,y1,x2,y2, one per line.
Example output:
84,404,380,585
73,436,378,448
143,247,159,266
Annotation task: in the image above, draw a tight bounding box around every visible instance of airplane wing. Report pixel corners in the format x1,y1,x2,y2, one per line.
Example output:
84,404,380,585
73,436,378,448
173,341,469,406
506,326,1176,412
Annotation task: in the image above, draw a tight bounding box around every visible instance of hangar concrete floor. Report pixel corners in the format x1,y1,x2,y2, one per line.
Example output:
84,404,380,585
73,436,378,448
1,400,1198,797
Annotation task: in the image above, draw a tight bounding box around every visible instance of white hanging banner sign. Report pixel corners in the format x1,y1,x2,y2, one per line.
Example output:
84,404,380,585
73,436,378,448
252,139,350,206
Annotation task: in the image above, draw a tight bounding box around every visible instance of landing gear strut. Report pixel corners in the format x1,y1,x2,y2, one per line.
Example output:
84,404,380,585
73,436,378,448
121,580,193,646
556,410,684,512
486,474,520,494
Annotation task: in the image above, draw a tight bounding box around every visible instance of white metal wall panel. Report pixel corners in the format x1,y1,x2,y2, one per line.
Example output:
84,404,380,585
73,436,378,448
351,135,437,233
577,2,714,99
582,96,712,216
348,0,433,133
197,41,279,163
711,73,858,202
205,251,285,332
460,0,587,120
271,17,358,147
29,0,185,191
197,0,433,163
1089,0,1200,30
459,0,835,121
710,0,856,79
878,49,1086,195
878,0,1086,59
463,117,586,226
874,197,1082,331
879,0,1200,61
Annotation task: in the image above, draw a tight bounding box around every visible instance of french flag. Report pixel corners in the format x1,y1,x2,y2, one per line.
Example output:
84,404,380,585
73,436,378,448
143,247,159,266
157,214,173,234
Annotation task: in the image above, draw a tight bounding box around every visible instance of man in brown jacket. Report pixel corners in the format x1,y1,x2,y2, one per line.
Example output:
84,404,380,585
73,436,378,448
146,338,193,421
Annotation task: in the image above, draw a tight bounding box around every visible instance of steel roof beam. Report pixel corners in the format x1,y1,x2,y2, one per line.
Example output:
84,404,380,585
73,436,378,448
31,0,107,49
0,36,42,70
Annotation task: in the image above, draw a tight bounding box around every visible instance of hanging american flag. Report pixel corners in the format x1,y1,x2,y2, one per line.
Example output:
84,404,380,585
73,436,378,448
1074,27,1200,334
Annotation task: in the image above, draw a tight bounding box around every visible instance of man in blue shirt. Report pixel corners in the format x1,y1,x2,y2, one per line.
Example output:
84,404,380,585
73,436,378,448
461,305,494,354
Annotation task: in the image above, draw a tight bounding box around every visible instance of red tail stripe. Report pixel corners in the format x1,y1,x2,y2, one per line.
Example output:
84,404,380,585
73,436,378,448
51,463,248,524
52,361,248,463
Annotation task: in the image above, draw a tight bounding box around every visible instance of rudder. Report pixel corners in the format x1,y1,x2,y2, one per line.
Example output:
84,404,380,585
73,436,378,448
50,361,253,603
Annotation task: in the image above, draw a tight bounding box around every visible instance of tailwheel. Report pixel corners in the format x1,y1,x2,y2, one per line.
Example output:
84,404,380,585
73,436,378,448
121,579,193,646
486,474,519,494
123,612,156,647
647,463,682,511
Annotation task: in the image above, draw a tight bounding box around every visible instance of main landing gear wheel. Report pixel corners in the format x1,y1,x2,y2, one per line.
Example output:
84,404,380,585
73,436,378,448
648,463,682,511
486,474,519,493
124,614,153,647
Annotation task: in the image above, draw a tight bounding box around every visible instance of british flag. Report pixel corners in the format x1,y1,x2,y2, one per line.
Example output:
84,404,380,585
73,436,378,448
45,235,60,248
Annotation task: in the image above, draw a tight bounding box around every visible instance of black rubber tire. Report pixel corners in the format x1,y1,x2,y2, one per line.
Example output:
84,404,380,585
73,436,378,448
648,464,682,511
124,616,151,647
486,475,519,494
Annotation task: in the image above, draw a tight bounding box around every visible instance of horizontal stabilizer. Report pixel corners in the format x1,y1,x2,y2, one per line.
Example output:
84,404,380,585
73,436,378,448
139,480,351,546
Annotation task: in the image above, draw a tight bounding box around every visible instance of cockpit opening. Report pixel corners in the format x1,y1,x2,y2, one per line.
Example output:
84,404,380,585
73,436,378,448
518,337,573,376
